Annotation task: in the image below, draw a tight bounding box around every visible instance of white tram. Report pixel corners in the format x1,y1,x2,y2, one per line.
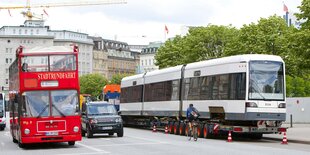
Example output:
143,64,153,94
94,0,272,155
120,54,286,137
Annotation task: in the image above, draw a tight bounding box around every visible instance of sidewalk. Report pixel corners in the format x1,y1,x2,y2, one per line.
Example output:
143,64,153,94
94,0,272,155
263,123,310,144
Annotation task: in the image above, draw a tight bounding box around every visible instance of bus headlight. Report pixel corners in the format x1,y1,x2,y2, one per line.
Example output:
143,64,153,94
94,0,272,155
73,126,79,133
24,128,30,135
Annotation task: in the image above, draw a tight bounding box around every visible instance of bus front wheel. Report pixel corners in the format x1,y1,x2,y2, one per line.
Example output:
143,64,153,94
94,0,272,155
68,141,75,146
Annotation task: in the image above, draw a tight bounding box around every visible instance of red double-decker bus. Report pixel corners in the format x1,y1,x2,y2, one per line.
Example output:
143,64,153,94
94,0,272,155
9,45,81,148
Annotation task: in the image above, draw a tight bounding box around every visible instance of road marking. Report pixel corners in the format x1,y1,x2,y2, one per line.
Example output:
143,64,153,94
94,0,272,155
127,135,168,144
57,152,109,155
76,142,110,154
94,142,168,147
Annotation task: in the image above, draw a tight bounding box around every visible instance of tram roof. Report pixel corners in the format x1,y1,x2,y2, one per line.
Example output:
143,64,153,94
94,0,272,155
186,54,283,70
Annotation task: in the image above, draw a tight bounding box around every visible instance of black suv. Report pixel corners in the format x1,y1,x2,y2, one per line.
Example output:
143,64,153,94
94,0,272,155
81,101,123,138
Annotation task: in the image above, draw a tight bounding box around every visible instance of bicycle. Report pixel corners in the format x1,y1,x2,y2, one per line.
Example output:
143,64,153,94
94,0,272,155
187,120,198,141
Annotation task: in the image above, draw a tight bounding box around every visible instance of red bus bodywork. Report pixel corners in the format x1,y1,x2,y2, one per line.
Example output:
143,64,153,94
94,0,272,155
9,45,81,147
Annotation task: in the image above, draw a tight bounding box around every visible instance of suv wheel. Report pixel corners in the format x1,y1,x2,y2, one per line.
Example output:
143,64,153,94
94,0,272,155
81,129,86,137
87,126,93,138
117,128,124,137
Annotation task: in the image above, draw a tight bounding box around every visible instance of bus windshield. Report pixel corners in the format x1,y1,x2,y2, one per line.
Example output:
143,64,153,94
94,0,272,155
249,61,284,101
21,55,76,72
22,90,78,117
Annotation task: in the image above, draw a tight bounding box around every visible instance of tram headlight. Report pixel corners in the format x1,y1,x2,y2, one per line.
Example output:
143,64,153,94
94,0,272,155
73,126,79,133
246,102,258,108
24,128,30,135
278,103,286,108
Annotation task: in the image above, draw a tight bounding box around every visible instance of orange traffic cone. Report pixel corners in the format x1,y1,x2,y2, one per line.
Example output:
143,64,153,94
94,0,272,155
281,132,288,144
153,125,157,132
164,126,168,134
227,131,232,142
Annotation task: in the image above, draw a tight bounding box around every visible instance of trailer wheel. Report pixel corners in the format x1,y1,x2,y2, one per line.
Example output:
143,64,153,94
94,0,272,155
168,122,174,134
179,122,185,136
197,124,203,138
173,122,179,135
203,124,211,139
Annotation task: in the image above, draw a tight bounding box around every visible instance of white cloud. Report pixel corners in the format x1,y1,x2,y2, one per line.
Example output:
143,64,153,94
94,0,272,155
0,0,302,44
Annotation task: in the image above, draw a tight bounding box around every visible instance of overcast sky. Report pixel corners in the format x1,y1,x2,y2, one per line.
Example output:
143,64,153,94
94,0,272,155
0,0,302,45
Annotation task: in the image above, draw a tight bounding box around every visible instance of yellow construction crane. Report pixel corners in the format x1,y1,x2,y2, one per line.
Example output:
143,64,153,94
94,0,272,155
0,0,127,20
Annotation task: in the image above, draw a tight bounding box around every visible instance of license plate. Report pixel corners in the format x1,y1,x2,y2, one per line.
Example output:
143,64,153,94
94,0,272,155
46,132,58,136
101,127,112,130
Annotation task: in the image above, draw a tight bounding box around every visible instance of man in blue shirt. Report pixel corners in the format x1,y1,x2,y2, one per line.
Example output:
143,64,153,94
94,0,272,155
186,104,200,130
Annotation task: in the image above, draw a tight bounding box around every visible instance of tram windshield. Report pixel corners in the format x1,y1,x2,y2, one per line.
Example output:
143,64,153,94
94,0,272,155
249,61,285,101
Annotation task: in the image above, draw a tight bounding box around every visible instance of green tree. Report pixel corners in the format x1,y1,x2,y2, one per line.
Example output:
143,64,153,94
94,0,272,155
155,35,186,68
109,73,131,84
79,73,108,97
286,29,310,77
295,0,310,30
155,25,238,68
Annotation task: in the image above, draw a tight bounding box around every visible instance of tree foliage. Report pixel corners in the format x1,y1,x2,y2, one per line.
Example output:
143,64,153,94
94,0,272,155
295,0,310,30
109,73,131,84
155,25,239,68
155,12,310,97
79,73,108,97
286,75,310,97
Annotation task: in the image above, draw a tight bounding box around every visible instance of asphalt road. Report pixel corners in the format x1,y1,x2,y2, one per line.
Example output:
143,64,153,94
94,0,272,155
1,127,310,155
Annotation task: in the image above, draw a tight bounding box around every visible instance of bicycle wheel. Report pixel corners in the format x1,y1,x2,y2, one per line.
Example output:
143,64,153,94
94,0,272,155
193,126,198,141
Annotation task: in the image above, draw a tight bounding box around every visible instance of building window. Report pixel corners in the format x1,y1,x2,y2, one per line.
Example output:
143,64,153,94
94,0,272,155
5,79,8,85
5,68,9,74
25,29,27,34
36,29,39,34
13,29,16,34
5,58,8,64
19,29,21,34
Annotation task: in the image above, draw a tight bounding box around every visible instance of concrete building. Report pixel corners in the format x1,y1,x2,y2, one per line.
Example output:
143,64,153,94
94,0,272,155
0,20,93,88
93,38,140,79
50,30,94,75
0,20,54,89
139,41,163,73
92,37,109,78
